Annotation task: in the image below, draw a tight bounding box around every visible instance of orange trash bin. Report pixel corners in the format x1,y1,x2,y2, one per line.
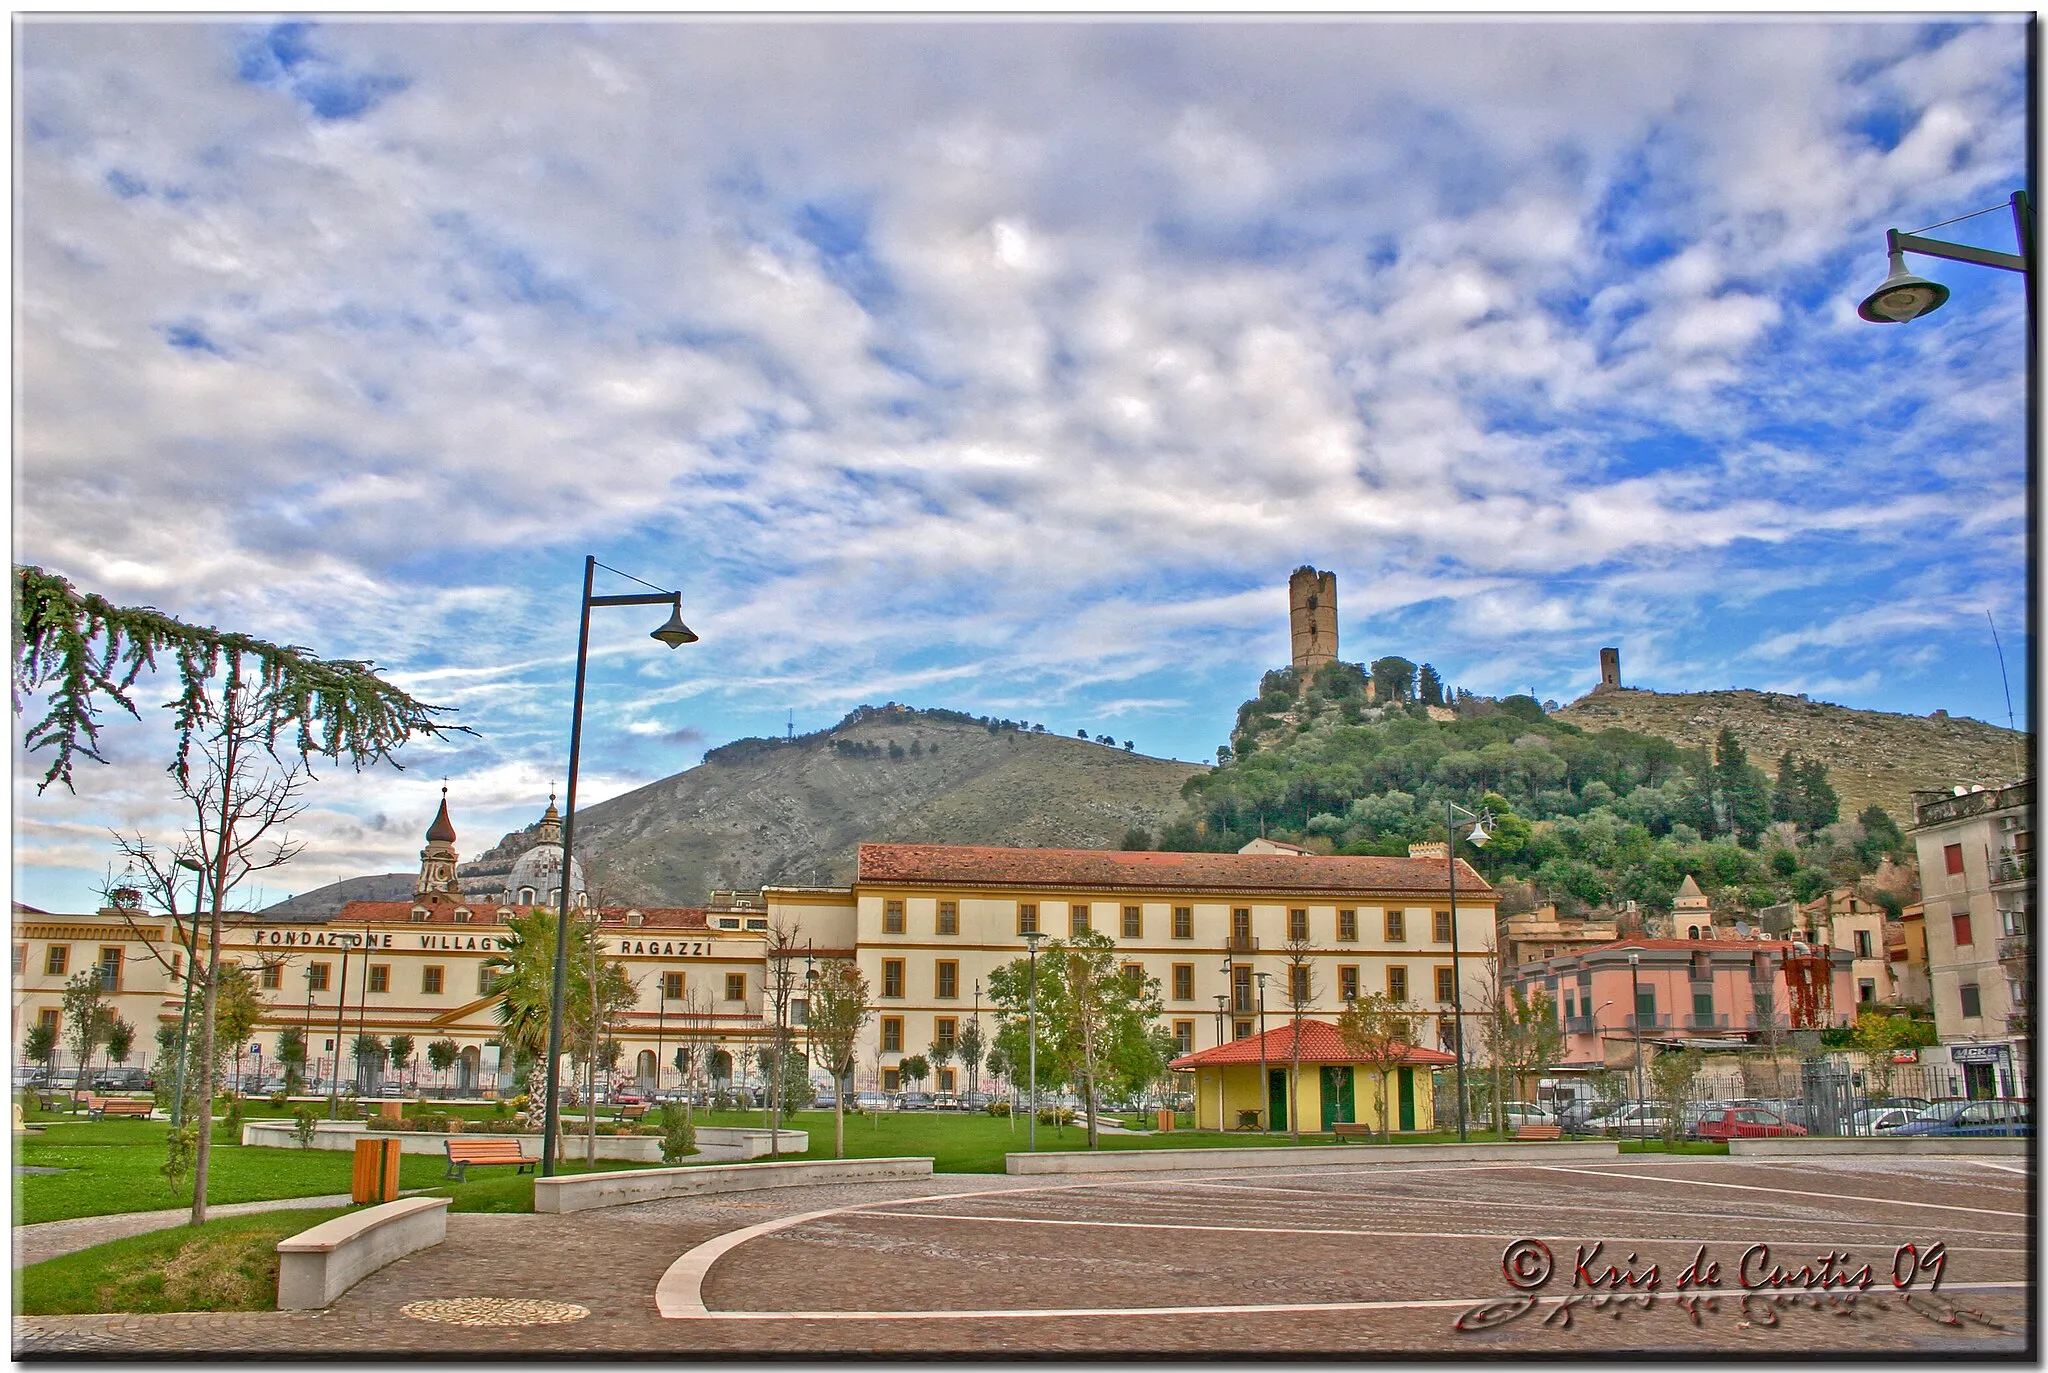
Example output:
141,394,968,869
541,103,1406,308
351,1137,402,1204
1154,1109,1175,1133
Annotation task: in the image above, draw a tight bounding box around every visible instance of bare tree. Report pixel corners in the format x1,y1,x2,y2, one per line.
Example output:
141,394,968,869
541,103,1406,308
805,960,872,1158
1336,992,1419,1141
1279,936,1318,1143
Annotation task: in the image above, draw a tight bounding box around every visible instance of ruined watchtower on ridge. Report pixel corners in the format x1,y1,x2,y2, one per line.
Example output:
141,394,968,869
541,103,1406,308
1596,646,1621,692
1289,567,1338,675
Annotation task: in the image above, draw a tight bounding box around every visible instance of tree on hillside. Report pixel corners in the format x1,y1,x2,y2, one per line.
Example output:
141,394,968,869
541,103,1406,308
1418,664,1444,707
1335,992,1418,1140
1712,728,1771,845
1369,657,1417,703
806,959,872,1157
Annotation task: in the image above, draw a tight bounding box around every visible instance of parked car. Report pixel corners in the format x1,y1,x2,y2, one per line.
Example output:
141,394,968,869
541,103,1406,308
91,1068,154,1092
853,1092,895,1113
1846,1105,1918,1135
958,1091,992,1113
898,1092,936,1111
610,1086,646,1105
1500,1104,1558,1130
930,1092,959,1111
1695,1106,1806,1141
1586,1102,1674,1136
1890,1099,2031,1138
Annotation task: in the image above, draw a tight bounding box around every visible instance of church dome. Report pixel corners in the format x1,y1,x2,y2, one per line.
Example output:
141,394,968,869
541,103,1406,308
501,797,586,908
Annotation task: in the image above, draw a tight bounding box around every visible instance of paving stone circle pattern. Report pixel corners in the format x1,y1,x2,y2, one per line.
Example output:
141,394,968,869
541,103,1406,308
399,1297,590,1327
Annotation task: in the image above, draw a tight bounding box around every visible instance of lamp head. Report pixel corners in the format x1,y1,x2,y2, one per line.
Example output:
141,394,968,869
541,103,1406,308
650,600,699,648
1466,821,1489,849
1858,250,1950,323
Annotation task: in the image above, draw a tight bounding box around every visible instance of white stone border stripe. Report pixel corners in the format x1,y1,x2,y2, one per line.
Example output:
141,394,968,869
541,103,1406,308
1532,1165,2029,1219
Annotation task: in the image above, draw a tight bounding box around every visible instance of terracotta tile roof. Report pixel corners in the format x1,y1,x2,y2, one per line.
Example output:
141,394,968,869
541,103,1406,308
1570,938,1815,956
857,844,1492,898
1168,1019,1456,1070
331,900,708,930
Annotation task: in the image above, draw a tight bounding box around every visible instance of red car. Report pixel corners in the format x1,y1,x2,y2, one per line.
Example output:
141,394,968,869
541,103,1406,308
1696,1106,1805,1141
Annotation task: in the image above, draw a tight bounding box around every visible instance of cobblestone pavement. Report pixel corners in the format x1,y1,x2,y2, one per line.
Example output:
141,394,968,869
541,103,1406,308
12,1156,2031,1357
13,1194,356,1269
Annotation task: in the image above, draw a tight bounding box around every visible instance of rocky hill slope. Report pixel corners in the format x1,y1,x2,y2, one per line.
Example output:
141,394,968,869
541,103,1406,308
1555,687,2027,822
462,706,1201,908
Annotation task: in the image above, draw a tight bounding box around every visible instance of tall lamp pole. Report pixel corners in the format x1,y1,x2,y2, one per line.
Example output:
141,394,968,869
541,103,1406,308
1023,930,1044,1152
1858,191,2033,330
541,556,698,1179
1444,800,1491,1142
329,934,358,1120
1254,970,1270,1133
1629,951,1647,1143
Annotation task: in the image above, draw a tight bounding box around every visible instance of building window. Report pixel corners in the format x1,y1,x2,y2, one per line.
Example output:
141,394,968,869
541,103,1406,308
259,962,281,991
44,945,68,977
725,972,747,1003
663,971,685,1000
937,1067,956,1093
1288,909,1308,942
935,1017,957,1053
881,1017,903,1053
1339,966,1359,1001
1433,910,1453,943
1172,907,1193,940
935,960,958,1000
1855,929,1873,958
1435,966,1456,1003
937,901,958,935
882,960,905,999
1232,964,1253,1014
1122,905,1142,938
1388,966,1409,1001
96,947,123,990
422,966,444,995
37,1007,60,1034
1231,908,1251,946
1290,964,1311,1002
1069,902,1091,936
1959,982,1982,1018
1173,1020,1194,1055
1953,913,1974,947
478,966,498,995
884,900,905,934
1693,989,1714,1019
1173,964,1194,1001
1121,962,1145,990
309,962,331,992
410,908,429,922
1338,909,1358,942
1944,843,1964,876
882,1068,901,1092
1018,903,1039,936
1386,911,1406,942
519,887,537,905
1858,979,1875,1003
1234,1019,1253,1040
1635,985,1657,1022
366,965,389,994
11,945,24,975
791,998,808,1027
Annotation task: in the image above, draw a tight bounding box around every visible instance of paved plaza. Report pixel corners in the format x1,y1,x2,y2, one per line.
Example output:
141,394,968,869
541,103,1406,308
15,1153,2031,1357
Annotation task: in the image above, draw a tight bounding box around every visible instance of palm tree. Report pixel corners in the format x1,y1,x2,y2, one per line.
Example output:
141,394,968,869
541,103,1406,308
486,906,635,1161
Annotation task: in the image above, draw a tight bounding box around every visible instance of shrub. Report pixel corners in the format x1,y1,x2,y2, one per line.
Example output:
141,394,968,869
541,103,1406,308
291,1107,320,1149
1035,1107,1075,1125
985,1099,1011,1117
490,1099,510,1118
217,1097,244,1144
161,1124,198,1190
636,1125,665,1137
659,1103,696,1163
268,1089,290,1109
367,1117,396,1132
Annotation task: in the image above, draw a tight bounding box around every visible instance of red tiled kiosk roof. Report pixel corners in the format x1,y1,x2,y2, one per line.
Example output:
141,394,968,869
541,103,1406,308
857,844,1491,898
1169,1020,1456,1071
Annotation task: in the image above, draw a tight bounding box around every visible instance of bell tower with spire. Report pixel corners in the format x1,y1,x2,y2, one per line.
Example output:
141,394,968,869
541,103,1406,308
416,787,463,902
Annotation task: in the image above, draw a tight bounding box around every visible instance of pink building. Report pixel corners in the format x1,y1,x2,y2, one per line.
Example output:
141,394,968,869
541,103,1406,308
1519,938,1857,1072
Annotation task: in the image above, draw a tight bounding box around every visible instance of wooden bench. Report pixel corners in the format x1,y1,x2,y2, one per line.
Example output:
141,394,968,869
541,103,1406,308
1514,1122,1562,1141
88,1097,155,1119
1332,1122,1376,1143
618,1103,649,1122
443,1138,533,1182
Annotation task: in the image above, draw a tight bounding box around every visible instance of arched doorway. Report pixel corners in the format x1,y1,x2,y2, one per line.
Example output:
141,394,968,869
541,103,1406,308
635,1049,657,1090
456,1045,480,1097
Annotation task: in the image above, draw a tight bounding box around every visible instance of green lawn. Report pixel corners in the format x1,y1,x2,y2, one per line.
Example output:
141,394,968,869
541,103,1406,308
15,1207,354,1315
11,1117,657,1224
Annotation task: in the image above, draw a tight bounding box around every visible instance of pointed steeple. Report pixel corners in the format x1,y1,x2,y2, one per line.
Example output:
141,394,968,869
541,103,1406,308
1674,874,1708,908
535,793,563,847
416,786,462,900
426,786,457,843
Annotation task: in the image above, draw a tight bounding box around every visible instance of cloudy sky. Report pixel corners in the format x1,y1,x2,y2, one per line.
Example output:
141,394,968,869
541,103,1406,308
13,16,2031,913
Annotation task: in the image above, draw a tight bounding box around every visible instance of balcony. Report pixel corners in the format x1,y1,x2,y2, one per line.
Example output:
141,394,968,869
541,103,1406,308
1626,1013,1670,1031
1992,853,2032,887
1687,1013,1730,1030
2007,1011,2031,1037
1227,935,1260,954
1998,934,2031,969
1564,1015,1595,1035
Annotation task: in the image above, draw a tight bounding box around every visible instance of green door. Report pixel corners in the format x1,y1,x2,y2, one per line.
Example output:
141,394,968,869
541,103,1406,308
1397,1068,1416,1131
1320,1066,1355,1130
1269,1069,1287,1130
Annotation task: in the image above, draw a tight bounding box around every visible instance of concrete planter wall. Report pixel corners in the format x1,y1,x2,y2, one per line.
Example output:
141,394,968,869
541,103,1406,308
535,1156,931,1214
276,1197,451,1310
1730,1136,2029,1158
241,1122,665,1161
1004,1140,1620,1174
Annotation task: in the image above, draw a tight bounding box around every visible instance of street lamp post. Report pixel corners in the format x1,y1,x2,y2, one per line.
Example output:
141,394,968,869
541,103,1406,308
1629,951,1647,1144
1254,970,1270,1133
1023,930,1044,1152
1444,801,1492,1141
970,980,982,1097
541,556,697,1180
1858,191,2033,328
329,933,359,1120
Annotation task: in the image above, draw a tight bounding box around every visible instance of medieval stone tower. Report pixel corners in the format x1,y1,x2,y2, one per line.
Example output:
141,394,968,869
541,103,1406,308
1597,646,1621,692
1289,567,1338,675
